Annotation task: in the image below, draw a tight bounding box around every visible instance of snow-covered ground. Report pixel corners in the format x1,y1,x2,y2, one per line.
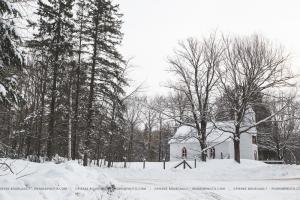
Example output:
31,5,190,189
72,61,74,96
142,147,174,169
0,159,299,200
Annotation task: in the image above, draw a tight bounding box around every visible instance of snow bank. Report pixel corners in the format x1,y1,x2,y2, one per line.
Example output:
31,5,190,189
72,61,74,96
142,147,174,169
0,159,299,200
101,159,300,200
0,159,125,200
101,159,300,181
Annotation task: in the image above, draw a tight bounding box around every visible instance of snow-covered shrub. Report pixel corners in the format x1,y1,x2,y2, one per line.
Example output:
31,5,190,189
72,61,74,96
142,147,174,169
53,154,66,164
106,183,116,195
0,144,18,159
27,155,40,163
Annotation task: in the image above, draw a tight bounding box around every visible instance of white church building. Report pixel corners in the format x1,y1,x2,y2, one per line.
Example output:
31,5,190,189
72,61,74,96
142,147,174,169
169,107,258,161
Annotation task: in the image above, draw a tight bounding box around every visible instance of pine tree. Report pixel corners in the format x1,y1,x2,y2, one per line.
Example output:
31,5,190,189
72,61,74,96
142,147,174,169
0,0,23,107
83,0,125,166
33,0,74,159
72,0,89,160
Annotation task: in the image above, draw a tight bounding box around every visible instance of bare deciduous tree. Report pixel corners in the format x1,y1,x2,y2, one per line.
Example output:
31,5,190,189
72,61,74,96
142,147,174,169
216,34,295,163
166,91,190,126
258,93,300,162
124,97,143,161
152,96,167,161
142,97,157,161
167,34,221,161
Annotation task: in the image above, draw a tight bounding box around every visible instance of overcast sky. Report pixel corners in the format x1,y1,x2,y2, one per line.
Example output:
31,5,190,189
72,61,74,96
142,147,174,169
119,0,300,96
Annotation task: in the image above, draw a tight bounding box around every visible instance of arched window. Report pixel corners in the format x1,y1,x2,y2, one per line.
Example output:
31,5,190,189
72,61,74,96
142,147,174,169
182,147,187,159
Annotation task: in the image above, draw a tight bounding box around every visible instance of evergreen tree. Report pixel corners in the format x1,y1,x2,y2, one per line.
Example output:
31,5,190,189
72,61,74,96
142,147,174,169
0,0,24,158
33,0,74,159
71,0,89,160
83,0,125,166
0,0,23,106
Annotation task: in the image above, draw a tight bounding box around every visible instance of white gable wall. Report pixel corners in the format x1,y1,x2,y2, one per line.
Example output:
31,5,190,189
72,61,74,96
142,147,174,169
240,133,255,159
169,134,257,161
170,140,234,161
228,140,234,159
207,141,232,159
169,106,258,161
170,142,200,161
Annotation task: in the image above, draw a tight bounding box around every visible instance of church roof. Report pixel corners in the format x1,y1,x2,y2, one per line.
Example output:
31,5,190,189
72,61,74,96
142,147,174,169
168,121,257,144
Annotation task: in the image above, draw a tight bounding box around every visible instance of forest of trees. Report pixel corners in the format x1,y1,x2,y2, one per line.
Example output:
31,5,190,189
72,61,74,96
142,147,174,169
1,0,300,166
0,0,178,167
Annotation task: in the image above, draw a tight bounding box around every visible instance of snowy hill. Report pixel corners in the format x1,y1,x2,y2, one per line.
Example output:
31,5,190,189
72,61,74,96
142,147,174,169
1,159,300,200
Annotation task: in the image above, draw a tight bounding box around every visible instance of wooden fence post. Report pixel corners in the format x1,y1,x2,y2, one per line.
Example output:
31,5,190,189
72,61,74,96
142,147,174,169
124,157,127,168
163,159,165,170
143,158,146,169
194,158,196,168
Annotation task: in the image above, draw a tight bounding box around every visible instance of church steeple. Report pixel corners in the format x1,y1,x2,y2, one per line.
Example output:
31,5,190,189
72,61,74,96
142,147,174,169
243,106,256,125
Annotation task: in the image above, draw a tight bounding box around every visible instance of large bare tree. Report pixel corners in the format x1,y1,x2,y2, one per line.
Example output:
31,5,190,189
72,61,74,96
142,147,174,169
167,34,221,161
217,34,295,163
166,91,190,126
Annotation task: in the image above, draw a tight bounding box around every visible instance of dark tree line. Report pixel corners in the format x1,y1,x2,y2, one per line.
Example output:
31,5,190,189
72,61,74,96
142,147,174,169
0,0,130,166
0,0,24,157
0,0,175,165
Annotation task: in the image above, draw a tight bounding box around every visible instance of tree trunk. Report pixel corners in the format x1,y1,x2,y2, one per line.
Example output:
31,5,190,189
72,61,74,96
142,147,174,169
47,3,63,160
27,94,37,157
158,118,162,161
107,135,114,168
158,130,162,161
37,61,48,157
96,141,100,166
234,111,242,163
148,127,152,160
276,143,281,160
200,142,207,162
84,11,99,166
68,66,73,160
234,124,241,163
25,136,31,158
47,59,58,160
72,7,84,160
200,119,207,161
234,139,240,163
128,125,134,161
7,108,13,157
